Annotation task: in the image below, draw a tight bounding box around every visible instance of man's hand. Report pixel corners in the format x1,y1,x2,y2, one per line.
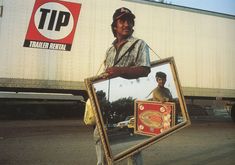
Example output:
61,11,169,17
105,66,150,79
105,67,124,78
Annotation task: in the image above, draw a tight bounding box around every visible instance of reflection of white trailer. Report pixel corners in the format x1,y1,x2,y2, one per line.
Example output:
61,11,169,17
0,0,235,119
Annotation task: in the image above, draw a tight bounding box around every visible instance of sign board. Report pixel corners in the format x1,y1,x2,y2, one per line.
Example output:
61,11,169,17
134,100,175,136
23,0,81,51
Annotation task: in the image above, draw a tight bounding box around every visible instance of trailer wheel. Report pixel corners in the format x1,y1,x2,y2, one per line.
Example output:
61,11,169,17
231,104,235,122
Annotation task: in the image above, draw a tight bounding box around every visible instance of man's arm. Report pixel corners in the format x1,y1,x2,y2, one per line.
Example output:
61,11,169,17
105,66,150,79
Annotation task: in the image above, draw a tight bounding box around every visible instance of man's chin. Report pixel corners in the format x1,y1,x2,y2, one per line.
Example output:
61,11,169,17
122,33,131,38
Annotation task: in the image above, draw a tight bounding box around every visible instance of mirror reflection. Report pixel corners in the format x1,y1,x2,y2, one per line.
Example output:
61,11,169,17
93,61,184,157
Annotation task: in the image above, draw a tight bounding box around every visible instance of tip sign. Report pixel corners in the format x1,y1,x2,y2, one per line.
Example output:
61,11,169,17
23,0,81,51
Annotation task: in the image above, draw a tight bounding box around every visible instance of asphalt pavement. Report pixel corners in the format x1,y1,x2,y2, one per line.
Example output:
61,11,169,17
0,117,234,165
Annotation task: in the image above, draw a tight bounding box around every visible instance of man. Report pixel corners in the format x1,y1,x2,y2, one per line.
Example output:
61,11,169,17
104,7,150,79
94,7,151,165
152,71,173,102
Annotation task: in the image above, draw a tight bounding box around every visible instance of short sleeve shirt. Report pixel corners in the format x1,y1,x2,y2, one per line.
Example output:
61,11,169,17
152,86,173,102
104,36,151,69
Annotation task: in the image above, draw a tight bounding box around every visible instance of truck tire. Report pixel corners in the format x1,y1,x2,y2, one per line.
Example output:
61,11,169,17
231,104,235,122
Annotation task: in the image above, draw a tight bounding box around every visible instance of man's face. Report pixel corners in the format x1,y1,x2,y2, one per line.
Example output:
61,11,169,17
156,77,166,88
114,16,134,38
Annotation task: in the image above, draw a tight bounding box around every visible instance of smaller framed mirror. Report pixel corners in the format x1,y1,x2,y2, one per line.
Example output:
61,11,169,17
85,57,191,164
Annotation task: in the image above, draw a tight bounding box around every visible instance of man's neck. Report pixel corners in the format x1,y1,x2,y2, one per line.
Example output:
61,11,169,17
116,34,131,43
158,85,165,89
115,40,126,50
114,35,133,49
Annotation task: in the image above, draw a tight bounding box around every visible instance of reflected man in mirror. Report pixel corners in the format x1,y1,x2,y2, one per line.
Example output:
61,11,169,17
95,7,151,165
152,71,173,102
152,71,181,124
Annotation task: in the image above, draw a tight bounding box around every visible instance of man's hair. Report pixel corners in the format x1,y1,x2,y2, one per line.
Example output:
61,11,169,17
155,72,167,79
111,7,135,37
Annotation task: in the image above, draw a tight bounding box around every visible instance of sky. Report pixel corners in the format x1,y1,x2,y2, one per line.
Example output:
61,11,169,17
155,0,235,16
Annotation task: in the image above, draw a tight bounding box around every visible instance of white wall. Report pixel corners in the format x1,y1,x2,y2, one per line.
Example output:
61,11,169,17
0,0,234,93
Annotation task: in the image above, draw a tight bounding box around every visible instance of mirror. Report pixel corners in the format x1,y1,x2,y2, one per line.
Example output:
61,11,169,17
85,57,190,164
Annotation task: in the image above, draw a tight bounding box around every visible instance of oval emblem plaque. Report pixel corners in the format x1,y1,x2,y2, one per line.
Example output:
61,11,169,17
139,110,163,128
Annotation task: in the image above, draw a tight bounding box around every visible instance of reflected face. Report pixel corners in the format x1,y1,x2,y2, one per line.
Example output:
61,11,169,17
156,77,166,88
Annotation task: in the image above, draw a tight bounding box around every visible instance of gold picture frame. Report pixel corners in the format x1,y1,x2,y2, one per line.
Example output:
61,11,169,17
84,57,191,164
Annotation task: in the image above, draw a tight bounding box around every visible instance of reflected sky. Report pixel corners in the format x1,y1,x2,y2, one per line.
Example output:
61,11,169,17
94,63,178,102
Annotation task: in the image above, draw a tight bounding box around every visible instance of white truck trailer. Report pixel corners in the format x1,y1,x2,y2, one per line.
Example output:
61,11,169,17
0,0,235,119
